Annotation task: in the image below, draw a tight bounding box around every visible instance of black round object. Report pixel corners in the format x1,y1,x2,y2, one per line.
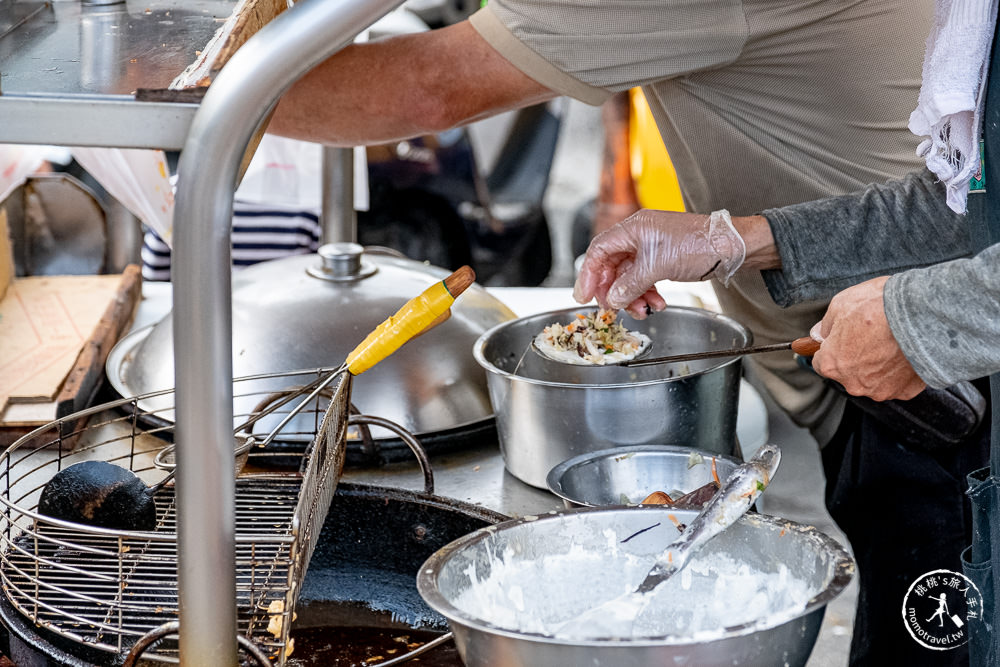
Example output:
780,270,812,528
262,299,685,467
37,461,157,532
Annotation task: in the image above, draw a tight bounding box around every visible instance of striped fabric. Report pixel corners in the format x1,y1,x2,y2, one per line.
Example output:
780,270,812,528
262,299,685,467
141,201,322,281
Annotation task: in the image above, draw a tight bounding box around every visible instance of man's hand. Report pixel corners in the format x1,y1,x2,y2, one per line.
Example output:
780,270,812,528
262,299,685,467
811,276,926,401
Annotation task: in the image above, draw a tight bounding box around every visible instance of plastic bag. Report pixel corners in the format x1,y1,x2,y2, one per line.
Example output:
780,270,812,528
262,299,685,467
0,145,46,203
70,147,175,245
237,134,368,212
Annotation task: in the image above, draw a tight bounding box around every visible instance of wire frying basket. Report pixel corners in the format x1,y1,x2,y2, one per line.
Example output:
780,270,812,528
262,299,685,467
0,366,350,665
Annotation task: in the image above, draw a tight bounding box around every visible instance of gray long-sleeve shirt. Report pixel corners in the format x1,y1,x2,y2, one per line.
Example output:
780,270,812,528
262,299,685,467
761,169,1000,388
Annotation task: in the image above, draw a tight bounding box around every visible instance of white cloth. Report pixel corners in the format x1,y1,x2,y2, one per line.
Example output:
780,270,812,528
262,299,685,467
909,0,998,214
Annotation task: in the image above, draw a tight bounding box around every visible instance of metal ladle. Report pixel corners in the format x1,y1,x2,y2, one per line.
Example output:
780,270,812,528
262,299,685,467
556,443,781,639
532,334,820,367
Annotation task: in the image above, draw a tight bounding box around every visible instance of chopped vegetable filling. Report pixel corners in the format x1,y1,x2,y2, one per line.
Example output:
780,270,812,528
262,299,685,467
536,309,650,365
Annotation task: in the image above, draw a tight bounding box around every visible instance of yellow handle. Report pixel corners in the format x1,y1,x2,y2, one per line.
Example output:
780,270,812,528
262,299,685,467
345,266,475,375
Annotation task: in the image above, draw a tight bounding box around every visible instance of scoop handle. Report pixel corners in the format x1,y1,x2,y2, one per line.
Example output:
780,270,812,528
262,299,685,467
791,335,821,357
345,266,476,375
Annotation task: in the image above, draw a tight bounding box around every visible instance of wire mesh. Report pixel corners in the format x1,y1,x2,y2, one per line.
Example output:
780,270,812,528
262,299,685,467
0,367,349,664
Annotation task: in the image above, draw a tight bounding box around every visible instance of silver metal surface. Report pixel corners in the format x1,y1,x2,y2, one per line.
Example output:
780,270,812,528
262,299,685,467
0,0,236,96
168,0,406,660
321,146,357,243
546,445,742,508
417,506,856,667
9,174,107,275
0,0,219,148
0,0,50,41
0,369,351,664
474,306,750,488
623,340,797,368
307,242,376,281
109,250,515,439
0,95,197,149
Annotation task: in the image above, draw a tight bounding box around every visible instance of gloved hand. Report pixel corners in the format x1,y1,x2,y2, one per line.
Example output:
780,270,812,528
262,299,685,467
573,208,746,318
810,276,927,401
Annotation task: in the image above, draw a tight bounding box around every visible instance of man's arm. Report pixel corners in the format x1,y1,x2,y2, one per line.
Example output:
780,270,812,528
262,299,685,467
268,21,557,146
757,169,971,306
885,243,1000,388
808,242,1000,399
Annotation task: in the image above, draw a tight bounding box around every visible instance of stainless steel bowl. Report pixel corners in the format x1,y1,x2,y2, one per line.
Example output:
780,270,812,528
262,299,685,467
417,506,855,667
546,445,742,508
473,306,750,488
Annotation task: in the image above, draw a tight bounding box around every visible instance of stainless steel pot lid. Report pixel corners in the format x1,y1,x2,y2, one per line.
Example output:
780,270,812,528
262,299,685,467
106,244,516,438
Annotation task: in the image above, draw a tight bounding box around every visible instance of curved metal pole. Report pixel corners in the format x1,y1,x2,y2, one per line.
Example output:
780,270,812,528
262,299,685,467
171,0,404,663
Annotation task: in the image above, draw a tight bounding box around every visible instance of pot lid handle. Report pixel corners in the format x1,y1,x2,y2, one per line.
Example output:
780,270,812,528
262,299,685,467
308,242,377,281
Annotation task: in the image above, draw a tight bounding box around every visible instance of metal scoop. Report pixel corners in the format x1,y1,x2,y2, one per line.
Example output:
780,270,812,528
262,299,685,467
533,334,820,367
556,443,781,639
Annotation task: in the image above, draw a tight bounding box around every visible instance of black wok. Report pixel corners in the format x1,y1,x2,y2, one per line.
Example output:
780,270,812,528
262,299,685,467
0,482,506,666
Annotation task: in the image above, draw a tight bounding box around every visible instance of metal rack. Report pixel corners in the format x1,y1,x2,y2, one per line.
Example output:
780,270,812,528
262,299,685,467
0,368,348,663
0,0,406,661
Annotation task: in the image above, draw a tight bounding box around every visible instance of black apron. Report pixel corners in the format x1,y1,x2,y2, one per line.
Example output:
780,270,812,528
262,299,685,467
963,19,1000,665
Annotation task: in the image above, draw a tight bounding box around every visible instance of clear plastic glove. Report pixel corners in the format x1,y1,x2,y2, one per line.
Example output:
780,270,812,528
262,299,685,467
573,208,746,318
810,276,926,401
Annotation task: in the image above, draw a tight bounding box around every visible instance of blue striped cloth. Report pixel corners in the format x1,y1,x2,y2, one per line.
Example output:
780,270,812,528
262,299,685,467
141,201,322,281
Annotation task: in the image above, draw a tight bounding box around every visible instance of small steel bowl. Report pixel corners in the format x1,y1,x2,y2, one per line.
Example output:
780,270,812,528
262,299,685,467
546,444,742,508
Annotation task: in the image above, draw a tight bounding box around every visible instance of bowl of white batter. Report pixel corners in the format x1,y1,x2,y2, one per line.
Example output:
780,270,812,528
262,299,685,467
417,506,854,667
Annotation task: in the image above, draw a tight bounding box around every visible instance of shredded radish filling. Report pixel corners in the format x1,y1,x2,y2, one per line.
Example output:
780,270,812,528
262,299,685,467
535,309,650,365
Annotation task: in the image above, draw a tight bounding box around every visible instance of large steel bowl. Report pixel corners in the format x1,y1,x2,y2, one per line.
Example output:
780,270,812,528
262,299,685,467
473,306,750,488
417,507,855,667
546,444,742,508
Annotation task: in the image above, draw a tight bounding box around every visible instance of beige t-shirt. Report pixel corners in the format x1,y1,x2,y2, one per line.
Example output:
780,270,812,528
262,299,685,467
470,0,931,444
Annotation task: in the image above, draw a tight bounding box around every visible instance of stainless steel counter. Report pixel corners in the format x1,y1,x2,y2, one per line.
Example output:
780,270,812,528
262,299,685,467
129,280,768,520
0,0,233,148
0,0,235,96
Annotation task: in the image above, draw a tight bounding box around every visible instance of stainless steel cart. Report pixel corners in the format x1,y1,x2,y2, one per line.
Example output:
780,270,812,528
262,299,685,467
0,0,406,661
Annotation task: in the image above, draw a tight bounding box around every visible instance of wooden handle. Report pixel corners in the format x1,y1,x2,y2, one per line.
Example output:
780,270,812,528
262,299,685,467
790,335,821,357
443,265,475,298
344,266,476,375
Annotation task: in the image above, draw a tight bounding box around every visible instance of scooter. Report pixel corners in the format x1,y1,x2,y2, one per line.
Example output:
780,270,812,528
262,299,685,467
360,98,562,286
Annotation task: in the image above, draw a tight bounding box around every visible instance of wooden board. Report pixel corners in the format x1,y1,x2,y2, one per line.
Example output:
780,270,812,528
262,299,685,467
0,207,11,302
0,266,141,443
154,0,289,180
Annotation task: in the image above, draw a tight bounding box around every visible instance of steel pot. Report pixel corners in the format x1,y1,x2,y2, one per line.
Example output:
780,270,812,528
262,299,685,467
473,306,750,488
417,506,855,667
